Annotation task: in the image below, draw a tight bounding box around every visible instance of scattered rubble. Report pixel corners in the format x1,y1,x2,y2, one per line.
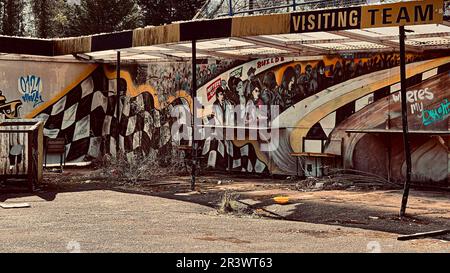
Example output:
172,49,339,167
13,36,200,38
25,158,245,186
294,169,402,192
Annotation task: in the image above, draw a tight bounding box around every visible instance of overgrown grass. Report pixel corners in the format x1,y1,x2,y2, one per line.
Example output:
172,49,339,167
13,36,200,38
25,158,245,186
92,147,186,184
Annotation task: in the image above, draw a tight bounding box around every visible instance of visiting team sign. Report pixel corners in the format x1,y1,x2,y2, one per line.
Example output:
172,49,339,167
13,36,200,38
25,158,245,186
290,0,444,33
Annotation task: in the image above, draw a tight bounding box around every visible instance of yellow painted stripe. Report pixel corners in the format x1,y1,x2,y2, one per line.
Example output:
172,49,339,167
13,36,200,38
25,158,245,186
103,65,162,109
26,64,98,118
166,90,193,111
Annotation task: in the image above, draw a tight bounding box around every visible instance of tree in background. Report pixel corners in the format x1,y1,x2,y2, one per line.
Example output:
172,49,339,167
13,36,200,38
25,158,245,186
31,0,71,38
0,1,3,33
1,0,207,38
65,0,142,36
0,0,25,36
138,0,205,26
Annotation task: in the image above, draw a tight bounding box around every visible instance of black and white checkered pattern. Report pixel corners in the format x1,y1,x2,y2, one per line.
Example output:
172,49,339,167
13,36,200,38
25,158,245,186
36,67,172,162
201,138,268,173
36,67,117,161
34,66,269,173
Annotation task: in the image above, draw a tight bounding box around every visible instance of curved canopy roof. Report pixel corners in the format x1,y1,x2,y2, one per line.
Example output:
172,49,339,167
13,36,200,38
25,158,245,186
0,0,448,63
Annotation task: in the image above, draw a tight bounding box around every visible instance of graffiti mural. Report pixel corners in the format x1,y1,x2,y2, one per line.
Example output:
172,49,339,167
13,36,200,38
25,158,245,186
134,59,241,105
327,68,450,183
1,50,447,182
18,75,45,108
0,90,22,118
391,88,435,115
422,99,450,126
195,52,449,180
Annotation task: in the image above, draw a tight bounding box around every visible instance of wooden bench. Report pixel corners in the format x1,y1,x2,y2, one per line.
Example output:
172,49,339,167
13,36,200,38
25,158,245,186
44,137,66,172
290,152,341,177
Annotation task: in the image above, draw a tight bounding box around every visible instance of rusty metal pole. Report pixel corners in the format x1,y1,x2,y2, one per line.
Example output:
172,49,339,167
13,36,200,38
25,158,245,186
191,39,197,191
229,0,233,16
399,26,413,217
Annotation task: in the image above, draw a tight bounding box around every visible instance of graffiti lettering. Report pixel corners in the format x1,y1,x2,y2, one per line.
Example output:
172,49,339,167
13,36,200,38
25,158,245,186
230,67,243,78
392,88,434,114
207,78,222,101
391,88,434,104
291,8,360,32
256,57,285,70
18,75,44,108
422,99,450,126
410,102,423,115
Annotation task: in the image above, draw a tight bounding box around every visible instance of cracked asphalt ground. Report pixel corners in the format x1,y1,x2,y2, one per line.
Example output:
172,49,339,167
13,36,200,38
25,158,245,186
0,174,449,253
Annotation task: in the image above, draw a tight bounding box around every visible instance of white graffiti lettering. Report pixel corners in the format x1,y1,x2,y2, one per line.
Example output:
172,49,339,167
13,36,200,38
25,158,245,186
391,88,434,104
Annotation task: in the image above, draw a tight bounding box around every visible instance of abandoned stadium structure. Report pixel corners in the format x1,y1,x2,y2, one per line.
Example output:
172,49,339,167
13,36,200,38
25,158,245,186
0,0,449,185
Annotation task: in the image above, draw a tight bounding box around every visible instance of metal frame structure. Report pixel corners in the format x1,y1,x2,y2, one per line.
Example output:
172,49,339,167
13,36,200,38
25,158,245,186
0,0,448,213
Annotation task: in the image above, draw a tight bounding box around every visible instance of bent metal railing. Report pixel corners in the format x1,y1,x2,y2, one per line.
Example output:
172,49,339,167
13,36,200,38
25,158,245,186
195,0,397,19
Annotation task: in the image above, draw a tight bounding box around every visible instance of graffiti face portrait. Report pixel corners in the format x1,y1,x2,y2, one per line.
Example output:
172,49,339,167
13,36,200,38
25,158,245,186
216,89,225,103
288,77,295,91
221,80,228,90
252,86,261,100
263,71,277,91
294,64,302,77
236,81,244,97
247,67,256,79
305,65,313,76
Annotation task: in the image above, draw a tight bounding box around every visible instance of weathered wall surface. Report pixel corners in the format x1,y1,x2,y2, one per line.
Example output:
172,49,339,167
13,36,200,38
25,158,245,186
0,52,448,183
329,69,450,183
0,60,94,118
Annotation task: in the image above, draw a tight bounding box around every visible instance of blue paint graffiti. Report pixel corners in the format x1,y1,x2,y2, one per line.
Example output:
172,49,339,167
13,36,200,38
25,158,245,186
422,99,450,126
18,75,44,108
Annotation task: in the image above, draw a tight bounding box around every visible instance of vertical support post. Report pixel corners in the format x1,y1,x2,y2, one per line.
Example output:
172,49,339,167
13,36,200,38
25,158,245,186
387,134,392,183
228,0,233,16
116,51,121,155
399,26,413,217
293,0,297,11
447,136,450,187
27,131,34,192
191,39,197,191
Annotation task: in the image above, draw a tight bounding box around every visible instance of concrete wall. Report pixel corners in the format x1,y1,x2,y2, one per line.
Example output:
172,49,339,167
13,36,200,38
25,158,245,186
0,52,448,183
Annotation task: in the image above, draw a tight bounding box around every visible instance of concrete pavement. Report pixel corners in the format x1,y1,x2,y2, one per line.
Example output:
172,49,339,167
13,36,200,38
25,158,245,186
0,189,449,253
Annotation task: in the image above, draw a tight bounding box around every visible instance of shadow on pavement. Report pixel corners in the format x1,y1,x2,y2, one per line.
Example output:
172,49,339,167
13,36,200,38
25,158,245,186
1,170,449,241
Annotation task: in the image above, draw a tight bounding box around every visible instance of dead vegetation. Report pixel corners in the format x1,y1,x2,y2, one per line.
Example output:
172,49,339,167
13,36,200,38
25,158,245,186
46,146,188,185
218,190,254,216
294,169,403,192
92,148,187,184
